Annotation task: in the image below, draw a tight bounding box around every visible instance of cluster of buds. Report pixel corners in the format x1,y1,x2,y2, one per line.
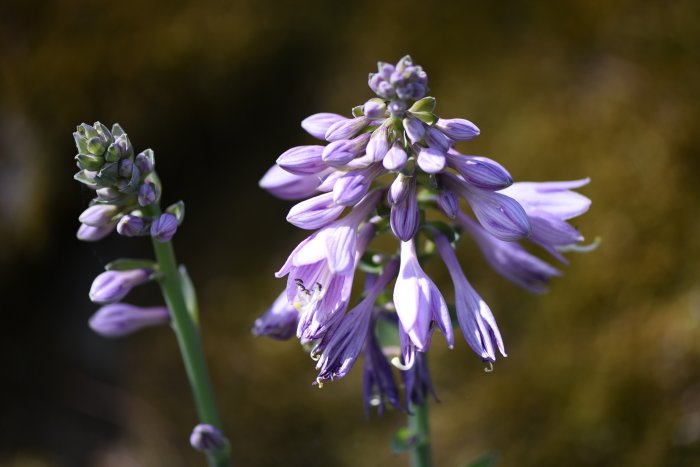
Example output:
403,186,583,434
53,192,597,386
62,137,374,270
255,56,593,414
73,123,185,337
73,122,183,242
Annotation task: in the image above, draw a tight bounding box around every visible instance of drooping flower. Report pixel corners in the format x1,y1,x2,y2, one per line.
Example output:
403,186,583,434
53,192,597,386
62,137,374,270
254,55,593,411
251,291,299,340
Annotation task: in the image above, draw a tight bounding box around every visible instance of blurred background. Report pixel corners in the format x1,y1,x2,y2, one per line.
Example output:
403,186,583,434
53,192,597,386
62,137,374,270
1,0,699,465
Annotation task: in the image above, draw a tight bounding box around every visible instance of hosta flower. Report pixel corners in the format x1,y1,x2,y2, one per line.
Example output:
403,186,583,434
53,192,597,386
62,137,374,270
254,55,593,411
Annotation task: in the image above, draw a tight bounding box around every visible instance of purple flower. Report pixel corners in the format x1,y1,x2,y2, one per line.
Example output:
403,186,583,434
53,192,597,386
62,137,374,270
383,141,408,171
368,56,428,102
435,118,480,141
362,98,387,118
390,176,419,241
259,164,323,200
366,123,391,162
89,303,170,337
416,146,446,174
276,145,326,175
117,214,149,237
150,213,178,242
315,260,398,382
424,127,450,153
363,317,402,416
325,117,370,142
387,173,410,205
393,240,453,353
77,222,115,241
437,188,459,219
79,204,119,227
434,231,505,361
500,179,591,262
332,163,384,206
190,424,226,453
301,113,347,140
401,352,437,407
446,150,513,190
89,269,151,304
286,192,345,230
403,117,425,144
138,182,156,207
252,291,299,340
458,212,561,293
442,172,531,241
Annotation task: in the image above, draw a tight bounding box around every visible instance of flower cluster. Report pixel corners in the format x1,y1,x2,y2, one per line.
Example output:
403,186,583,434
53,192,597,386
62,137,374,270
255,56,592,413
73,123,181,337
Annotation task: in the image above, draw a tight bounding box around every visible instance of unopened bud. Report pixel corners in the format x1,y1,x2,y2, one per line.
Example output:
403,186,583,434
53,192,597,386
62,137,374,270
79,204,119,227
151,213,178,242
117,214,149,237
77,222,115,242
189,424,227,453
138,182,156,207
89,303,170,337
89,269,152,304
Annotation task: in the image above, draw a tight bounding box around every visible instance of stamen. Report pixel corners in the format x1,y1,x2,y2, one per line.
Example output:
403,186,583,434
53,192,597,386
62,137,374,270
391,356,413,371
484,361,494,373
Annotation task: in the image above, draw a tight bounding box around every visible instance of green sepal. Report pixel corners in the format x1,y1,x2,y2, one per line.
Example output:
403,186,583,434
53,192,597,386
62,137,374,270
87,136,107,156
105,258,157,272
74,170,99,188
95,162,119,186
179,265,199,324
105,143,121,162
140,148,156,170
462,452,498,467
76,153,104,171
115,133,134,159
94,122,113,144
352,105,364,117
111,123,126,138
391,427,418,454
359,251,384,274
73,131,89,155
409,96,436,113
411,111,438,125
77,123,98,139
166,201,185,225
118,165,141,194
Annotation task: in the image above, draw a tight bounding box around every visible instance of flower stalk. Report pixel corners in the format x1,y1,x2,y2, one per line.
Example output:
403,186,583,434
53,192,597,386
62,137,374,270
408,401,432,467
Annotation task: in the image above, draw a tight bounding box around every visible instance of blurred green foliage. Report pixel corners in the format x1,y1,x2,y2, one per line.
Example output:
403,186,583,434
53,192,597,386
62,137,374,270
1,0,700,466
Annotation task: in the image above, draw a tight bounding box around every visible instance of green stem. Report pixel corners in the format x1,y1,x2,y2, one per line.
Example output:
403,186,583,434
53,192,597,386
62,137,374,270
149,210,231,467
408,401,432,467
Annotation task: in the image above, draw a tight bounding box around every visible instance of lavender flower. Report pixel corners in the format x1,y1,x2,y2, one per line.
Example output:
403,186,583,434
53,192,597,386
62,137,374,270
190,424,227,453
77,222,115,241
151,213,178,242
89,269,152,304
89,303,170,337
252,291,299,340
256,56,593,409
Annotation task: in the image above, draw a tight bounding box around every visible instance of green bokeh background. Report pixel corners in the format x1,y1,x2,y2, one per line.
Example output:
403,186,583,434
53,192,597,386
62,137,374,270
2,1,700,466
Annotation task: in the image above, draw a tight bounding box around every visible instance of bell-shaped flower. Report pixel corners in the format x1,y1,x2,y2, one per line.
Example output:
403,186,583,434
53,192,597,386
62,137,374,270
252,290,300,340
315,260,398,382
442,172,530,241
458,212,561,293
433,231,505,361
363,317,402,416
393,240,453,352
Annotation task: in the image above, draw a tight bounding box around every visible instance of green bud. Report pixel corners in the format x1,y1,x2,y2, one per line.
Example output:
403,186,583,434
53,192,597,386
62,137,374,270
74,170,99,188
94,122,113,144
409,96,436,113
87,136,107,156
73,131,89,155
410,111,437,125
105,142,122,162
77,123,98,139
76,153,105,171
115,134,134,159
166,201,185,225
111,123,126,137
96,162,119,186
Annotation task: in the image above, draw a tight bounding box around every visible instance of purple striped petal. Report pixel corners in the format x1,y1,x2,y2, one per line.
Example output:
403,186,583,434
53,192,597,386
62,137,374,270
446,151,513,190
286,192,345,230
499,178,591,220
435,118,480,141
366,124,391,162
332,164,383,206
425,127,450,152
325,117,370,142
403,117,425,144
302,113,347,140
259,164,322,200
390,178,419,241
276,145,326,175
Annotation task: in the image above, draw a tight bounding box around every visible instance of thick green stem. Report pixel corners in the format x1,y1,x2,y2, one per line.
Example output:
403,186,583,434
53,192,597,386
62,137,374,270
150,218,231,467
408,401,432,467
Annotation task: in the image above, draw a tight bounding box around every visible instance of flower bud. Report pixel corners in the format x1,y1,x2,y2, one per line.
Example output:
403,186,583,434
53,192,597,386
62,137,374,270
87,136,107,156
138,182,156,207
76,154,105,171
89,303,170,337
77,222,115,242
362,98,386,118
117,214,149,237
403,117,425,144
437,189,459,219
435,118,480,141
383,142,407,171
166,201,185,225
79,204,119,227
135,149,155,174
388,174,410,205
190,424,227,453
151,213,178,242
301,113,346,140
118,159,133,178
89,269,152,304
105,142,122,162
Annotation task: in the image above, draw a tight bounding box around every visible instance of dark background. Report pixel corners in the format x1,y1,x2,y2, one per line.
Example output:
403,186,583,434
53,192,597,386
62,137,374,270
2,1,700,466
